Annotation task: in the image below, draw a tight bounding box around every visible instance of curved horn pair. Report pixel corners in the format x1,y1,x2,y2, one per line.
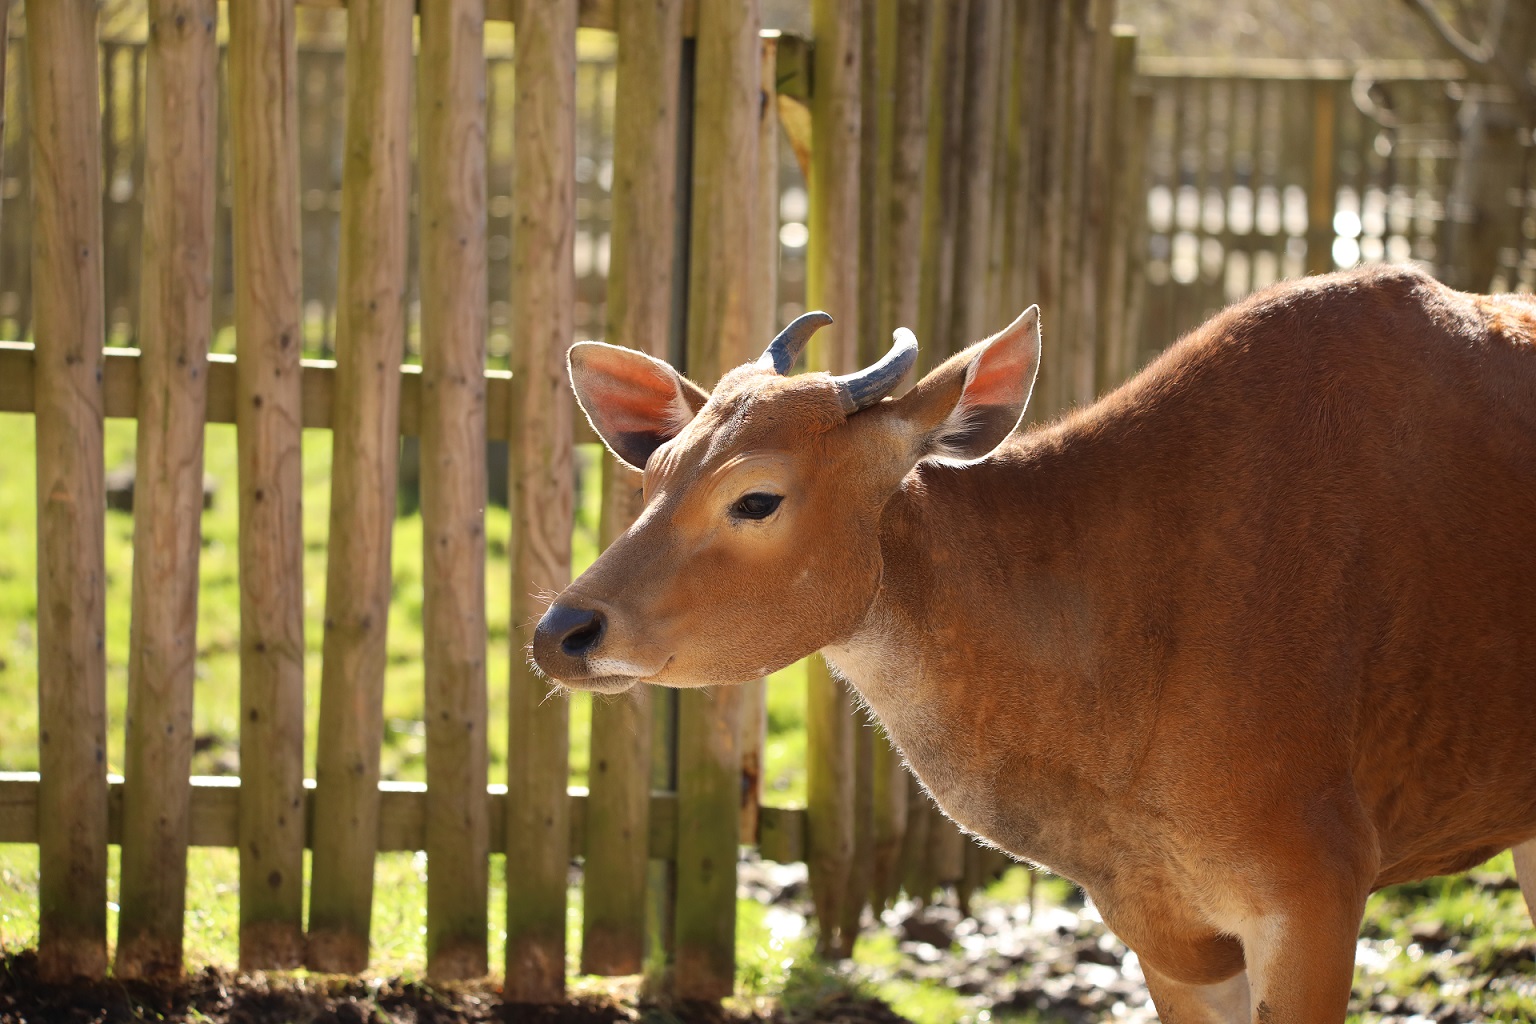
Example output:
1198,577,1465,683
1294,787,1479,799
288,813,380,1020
757,311,918,413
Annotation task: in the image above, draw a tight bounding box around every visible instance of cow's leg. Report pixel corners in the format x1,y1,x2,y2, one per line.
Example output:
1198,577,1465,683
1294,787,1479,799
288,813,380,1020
1511,839,1536,922
1142,963,1250,1024
1237,897,1365,1024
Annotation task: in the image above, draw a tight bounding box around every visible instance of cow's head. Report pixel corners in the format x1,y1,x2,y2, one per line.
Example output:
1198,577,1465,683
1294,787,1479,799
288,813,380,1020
531,307,1042,692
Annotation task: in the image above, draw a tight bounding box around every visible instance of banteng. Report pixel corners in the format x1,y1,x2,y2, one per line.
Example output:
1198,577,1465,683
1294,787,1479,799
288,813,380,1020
532,265,1536,1023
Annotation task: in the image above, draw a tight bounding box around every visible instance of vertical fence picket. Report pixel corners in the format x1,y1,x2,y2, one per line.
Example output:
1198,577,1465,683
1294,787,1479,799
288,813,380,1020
1015,2,1047,326
1079,0,1114,397
29,0,108,983
582,0,683,978
994,0,1026,325
1124,87,1154,368
947,0,1000,351
806,0,861,959
115,0,216,981
1307,79,1338,276
229,0,306,970
985,0,1015,327
737,29,780,850
506,0,576,1002
672,0,760,998
1099,28,1138,390
835,0,887,958
419,0,491,983
868,0,927,913
1035,0,1069,419
308,0,414,973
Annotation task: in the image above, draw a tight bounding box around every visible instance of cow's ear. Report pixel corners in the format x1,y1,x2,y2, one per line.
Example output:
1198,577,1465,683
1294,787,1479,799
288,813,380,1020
886,305,1041,463
568,342,709,471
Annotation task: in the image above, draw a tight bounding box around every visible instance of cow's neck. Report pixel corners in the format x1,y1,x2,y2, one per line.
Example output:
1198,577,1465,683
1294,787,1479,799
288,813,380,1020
822,439,1130,884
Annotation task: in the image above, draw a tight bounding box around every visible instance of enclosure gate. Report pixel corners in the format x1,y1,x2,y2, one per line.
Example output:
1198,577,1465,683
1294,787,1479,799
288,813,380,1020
0,0,1145,997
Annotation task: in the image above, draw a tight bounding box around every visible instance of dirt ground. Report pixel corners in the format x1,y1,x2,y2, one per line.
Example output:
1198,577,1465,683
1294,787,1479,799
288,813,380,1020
0,951,912,1024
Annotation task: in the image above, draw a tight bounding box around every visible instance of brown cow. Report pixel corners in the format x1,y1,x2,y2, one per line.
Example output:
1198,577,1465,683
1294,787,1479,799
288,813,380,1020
532,264,1536,1022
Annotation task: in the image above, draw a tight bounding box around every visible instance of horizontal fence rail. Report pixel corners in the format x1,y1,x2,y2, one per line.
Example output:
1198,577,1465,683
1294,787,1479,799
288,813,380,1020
0,772,810,865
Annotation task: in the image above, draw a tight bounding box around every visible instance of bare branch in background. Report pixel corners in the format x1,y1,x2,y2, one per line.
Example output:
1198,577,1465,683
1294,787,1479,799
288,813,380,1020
1405,0,1509,64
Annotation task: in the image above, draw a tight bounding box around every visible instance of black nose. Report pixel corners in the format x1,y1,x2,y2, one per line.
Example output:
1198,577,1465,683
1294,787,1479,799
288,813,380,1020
537,603,606,658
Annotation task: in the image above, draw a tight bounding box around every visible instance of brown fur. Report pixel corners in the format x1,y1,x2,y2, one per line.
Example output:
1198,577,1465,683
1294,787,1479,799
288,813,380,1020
537,266,1536,1022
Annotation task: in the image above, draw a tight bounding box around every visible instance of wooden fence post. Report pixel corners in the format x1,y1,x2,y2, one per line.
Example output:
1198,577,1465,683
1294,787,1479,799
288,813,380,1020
230,0,306,970
582,0,682,978
739,29,780,851
672,0,760,998
806,0,861,960
917,0,967,367
1306,79,1337,276
419,0,491,982
28,0,108,983
868,0,925,906
947,0,1001,352
1031,0,1068,421
1078,0,1114,400
506,0,576,1003
116,0,216,981
308,0,414,973
1100,28,1139,390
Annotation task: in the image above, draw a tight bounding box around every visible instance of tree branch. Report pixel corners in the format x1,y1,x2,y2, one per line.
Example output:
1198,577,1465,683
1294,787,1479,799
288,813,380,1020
1404,0,1509,65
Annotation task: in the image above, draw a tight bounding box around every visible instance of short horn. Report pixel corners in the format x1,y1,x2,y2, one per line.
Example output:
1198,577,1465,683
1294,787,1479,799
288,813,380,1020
758,310,834,375
832,327,919,413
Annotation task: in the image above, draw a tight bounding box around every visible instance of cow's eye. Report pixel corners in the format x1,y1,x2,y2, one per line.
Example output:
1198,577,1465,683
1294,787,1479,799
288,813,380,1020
730,492,783,521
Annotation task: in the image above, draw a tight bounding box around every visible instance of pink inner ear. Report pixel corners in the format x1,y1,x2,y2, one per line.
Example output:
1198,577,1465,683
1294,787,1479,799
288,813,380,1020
963,323,1036,409
579,349,688,434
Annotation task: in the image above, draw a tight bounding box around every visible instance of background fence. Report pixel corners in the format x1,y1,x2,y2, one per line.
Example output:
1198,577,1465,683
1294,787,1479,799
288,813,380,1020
1137,55,1536,356
0,0,1529,1003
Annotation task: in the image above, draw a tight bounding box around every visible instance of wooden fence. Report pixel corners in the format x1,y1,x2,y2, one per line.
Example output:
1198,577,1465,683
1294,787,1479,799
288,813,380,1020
1136,56,1536,357
0,0,1144,998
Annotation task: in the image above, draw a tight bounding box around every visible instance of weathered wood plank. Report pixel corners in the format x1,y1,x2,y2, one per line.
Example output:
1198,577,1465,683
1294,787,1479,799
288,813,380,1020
738,29,781,854
115,0,218,982
228,0,307,971
418,0,491,984
947,0,1001,351
1078,0,1115,398
581,0,684,979
1306,79,1338,277
308,0,414,974
671,0,761,999
28,0,109,983
806,0,862,961
1099,28,1139,390
916,0,968,368
505,0,577,1003
0,344,527,441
